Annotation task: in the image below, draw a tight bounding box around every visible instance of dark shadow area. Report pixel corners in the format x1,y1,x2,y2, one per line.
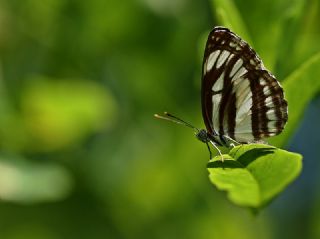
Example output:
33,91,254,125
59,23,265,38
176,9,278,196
207,147,275,169
237,148,275,166
207,159,244,169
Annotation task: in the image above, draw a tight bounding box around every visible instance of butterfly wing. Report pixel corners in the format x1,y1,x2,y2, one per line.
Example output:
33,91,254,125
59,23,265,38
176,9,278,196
201,27,288,143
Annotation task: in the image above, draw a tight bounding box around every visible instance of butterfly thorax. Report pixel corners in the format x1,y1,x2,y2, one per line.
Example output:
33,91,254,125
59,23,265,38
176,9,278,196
197,129,233,148
195,129,210,143
195,129,223,145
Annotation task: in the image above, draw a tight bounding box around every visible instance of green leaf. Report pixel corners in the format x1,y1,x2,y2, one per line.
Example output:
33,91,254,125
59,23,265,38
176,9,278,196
271,0,307,78
207,144,302,209
210,0,252,45
269,52,320,147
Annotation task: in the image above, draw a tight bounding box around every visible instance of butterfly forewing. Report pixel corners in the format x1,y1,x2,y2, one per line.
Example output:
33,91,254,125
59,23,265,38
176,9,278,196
201,27,288,143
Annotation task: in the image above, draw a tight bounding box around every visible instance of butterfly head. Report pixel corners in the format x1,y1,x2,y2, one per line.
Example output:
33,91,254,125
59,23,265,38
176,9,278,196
154,112,223,159
195,129,210,143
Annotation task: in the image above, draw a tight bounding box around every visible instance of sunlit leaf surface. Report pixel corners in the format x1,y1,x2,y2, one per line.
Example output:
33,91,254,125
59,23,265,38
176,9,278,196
208,144,302,208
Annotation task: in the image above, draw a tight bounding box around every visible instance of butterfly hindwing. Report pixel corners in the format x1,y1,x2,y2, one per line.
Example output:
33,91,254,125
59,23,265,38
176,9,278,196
201,27,288,143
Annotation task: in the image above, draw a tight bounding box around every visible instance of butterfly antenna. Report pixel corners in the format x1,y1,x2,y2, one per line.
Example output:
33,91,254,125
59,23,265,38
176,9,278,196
154,112,200,132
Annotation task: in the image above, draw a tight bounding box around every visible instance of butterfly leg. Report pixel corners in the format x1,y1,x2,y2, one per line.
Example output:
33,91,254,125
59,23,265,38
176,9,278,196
209,141,224,162
206,142,213,159
222,135,240,148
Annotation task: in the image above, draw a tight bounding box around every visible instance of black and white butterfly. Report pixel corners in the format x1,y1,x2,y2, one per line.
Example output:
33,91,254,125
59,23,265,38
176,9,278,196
155,26,288,160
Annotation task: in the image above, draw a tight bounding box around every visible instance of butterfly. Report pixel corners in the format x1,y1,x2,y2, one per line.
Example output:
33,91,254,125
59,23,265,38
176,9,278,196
155,26,288,160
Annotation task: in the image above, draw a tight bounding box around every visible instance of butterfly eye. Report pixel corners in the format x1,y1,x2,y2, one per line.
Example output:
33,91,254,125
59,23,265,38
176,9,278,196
195,129,209,143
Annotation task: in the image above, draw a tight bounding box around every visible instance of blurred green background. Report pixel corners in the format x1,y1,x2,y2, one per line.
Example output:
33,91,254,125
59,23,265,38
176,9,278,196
0,0,319,238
